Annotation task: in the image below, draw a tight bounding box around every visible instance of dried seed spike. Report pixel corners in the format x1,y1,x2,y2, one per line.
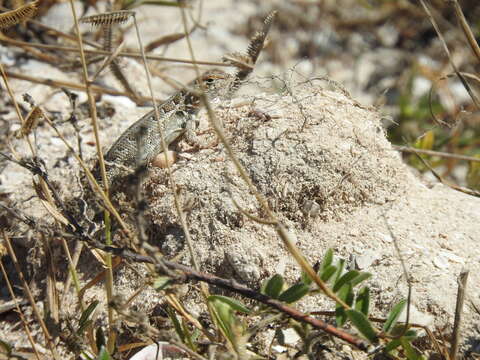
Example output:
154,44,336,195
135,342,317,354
102,23,113,51
0,0,38,29
228,10,277,94
80,10,134,27
247,10,277,64
83,10,139,99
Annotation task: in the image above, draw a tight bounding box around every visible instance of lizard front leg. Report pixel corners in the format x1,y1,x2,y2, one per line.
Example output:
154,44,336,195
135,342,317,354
182,114,219,151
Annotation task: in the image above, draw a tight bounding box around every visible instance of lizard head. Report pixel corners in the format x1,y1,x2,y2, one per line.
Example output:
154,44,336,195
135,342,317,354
183,69,232,111
195,69,232,98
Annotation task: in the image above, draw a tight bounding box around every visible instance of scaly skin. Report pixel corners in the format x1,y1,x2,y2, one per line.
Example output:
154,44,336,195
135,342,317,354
95,11,276,186
98,70,231,185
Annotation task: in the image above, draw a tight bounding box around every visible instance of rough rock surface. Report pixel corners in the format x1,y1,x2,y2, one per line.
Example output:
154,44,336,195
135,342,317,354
142,80,480,351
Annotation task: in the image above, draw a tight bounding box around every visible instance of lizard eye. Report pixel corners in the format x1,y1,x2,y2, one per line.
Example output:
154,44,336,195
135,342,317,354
205,77,215,84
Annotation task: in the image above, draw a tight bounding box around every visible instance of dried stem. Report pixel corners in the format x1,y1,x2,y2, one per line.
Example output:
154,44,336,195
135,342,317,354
0,257,42,360
156,259,370,352
450,270,469,359
419,0,480,109
2,231,60,359
394,145,480,163
0,36,231,67
3,69,161,103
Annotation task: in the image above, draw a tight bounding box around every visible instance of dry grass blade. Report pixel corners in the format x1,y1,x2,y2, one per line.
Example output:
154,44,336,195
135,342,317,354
0,258,42,360
450,270,469,359
145,31,190,52
0,0,37,29
2,231,60,359
418,0,480,109
92,40,126,80
81,10,134,26
4,69,161,102
87,10,139,101
41,233,60,325
411,148,480,197
393,145,480,163
32,179,70,226
0,35,231,66
450,0,480,65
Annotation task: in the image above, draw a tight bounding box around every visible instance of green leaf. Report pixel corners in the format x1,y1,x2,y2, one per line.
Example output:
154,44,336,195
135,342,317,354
414,130,435,150
301,270,313,286
384,330,418,353
95,327,106,354
153,276,173,291
320,264,337,282
96,347,111,360
77,300,99,334
166,306,185,342
335,306,347,327
351,272,372,287
319,248,334,273
278,283,309,303
262,274,285,299
384,338,402,353
355,286,370,316
181,318,197,351
401,337,424,360
335,284,353,327
383,299,407,334
389,323,411,337
211,299,234,343
346,309,378,343
275,328,286,346
333,270,359,292
333,259,345,283
80,351,95,360
77,320,93,335
467,154,480,190
207,295,251,314
339,284,355,307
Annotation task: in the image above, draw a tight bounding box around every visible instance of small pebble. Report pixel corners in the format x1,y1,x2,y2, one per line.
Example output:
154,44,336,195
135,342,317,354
433,255,448,269
151,151,177,168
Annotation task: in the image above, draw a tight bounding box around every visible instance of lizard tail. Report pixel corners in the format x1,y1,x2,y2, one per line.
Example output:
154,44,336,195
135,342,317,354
225,10,277,96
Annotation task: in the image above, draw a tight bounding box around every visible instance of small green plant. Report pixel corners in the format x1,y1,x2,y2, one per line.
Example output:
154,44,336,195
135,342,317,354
155,249,423,358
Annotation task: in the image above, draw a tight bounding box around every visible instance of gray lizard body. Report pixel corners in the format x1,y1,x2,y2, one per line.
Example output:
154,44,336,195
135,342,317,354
94,11,276,187
100,70,230,185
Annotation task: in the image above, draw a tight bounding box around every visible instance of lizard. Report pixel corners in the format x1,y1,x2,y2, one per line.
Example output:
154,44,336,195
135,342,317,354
93,11,276,188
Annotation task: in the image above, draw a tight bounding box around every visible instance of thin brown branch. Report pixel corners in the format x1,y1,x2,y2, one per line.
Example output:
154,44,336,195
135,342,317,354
0,258,42,360
448,0,480,65
2,231,60,359
418,0,480,109
4,69,162,103
394,145,480,163
410,148,480,197
0,36,230,67
156,259,370,352
450,270,469,359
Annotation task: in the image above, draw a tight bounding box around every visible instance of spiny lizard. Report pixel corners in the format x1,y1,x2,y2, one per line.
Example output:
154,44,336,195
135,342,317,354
94,11,276,187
